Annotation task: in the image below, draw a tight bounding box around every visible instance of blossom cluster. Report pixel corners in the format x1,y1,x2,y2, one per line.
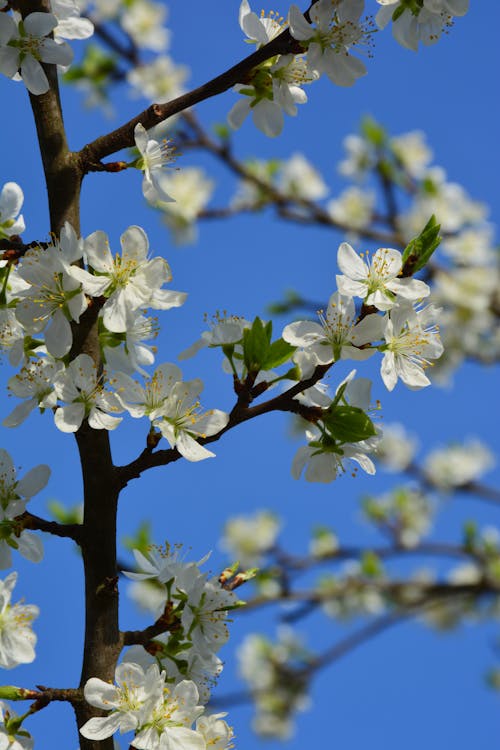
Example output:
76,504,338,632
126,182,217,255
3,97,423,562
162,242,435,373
80,545,239,746
1,209,236,458
238,629,311,739
226,0,469,136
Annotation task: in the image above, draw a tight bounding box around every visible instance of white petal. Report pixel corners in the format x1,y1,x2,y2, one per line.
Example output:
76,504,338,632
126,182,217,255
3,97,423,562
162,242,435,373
176,432,215,462
16,464,50,498
337,242,367,280
79,713,122,740
20,56,49,95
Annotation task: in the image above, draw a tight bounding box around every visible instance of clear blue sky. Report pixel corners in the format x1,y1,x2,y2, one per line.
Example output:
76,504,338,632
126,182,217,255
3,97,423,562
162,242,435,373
1,2,499,748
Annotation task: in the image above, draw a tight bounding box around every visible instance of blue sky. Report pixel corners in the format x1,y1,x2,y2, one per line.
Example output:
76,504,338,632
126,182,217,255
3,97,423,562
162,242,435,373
1,2,499,748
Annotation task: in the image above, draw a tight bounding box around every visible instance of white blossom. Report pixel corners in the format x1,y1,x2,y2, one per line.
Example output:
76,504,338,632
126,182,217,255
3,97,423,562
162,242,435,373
3,358,61,428
0,183,25,238
327,186,375,230
80,662,166,741
278,153,328,200
424,439,495,490
51,0,94,40
182,577,239,658
53,353,123,432
15,223,86,358
380,304,443,391
374,422,418,472
376,0,468,51
102,311,159,377
221,510,280,567
121,0,170,52
134,123,176,205
0,449,48,568
153,378,229,462
127,55,189,104
112,362,184,420
283,291,383,366
0,572,38,669
157,169,214,245
390,130,433,178
70,226,186,332
131,681,205,750
0,701,34,750
337,242,430,310
0,12,73,95
289,0,370,87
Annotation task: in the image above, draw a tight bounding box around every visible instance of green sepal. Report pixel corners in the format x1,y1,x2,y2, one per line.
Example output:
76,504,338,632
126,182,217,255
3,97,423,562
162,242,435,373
323,405,377,444
402,215,441,273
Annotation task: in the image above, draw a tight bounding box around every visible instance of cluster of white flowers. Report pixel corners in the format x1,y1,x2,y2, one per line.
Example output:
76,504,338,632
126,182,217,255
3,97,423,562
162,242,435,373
112,363,229,461
227,1,468,136
376,0,469,51
80,663,233,750
0,448,47,743
316,560,386,619
335,123,499,382
176,235,443,483
238,628,311,739
220,510,280,567
363,486,434,548
81,545,238,746
2,220,236,456
423,439,495,490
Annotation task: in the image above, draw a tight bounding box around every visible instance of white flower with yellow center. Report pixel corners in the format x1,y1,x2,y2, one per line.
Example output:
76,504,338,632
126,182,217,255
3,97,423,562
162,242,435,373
132,681,205,750
380,304,443,391
80,662,166,741
53,353,123,432
238,0,286,46
112,362,183,420
15,223,86,358
289,0,371,86
283,291,383,365
336,242,430,311
0,11,73,95
70,226,186,332
133,123,176,205
153,378,229,462
0,572,38,669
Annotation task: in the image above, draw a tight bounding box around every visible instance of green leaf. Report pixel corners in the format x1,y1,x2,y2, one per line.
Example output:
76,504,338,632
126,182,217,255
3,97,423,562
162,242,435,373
361,551,383,577
47,500,83,525
242,317,271,372
261,338,296,370
122,521,152,555
324,405,377,443
402,215,441,273
360,115,386,148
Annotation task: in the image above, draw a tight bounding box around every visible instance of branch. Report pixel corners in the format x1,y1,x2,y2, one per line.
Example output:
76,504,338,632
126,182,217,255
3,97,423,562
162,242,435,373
79,24,304,165
116,364,331,488
18,511,82,544
121,601,182,647
179,112,399,246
